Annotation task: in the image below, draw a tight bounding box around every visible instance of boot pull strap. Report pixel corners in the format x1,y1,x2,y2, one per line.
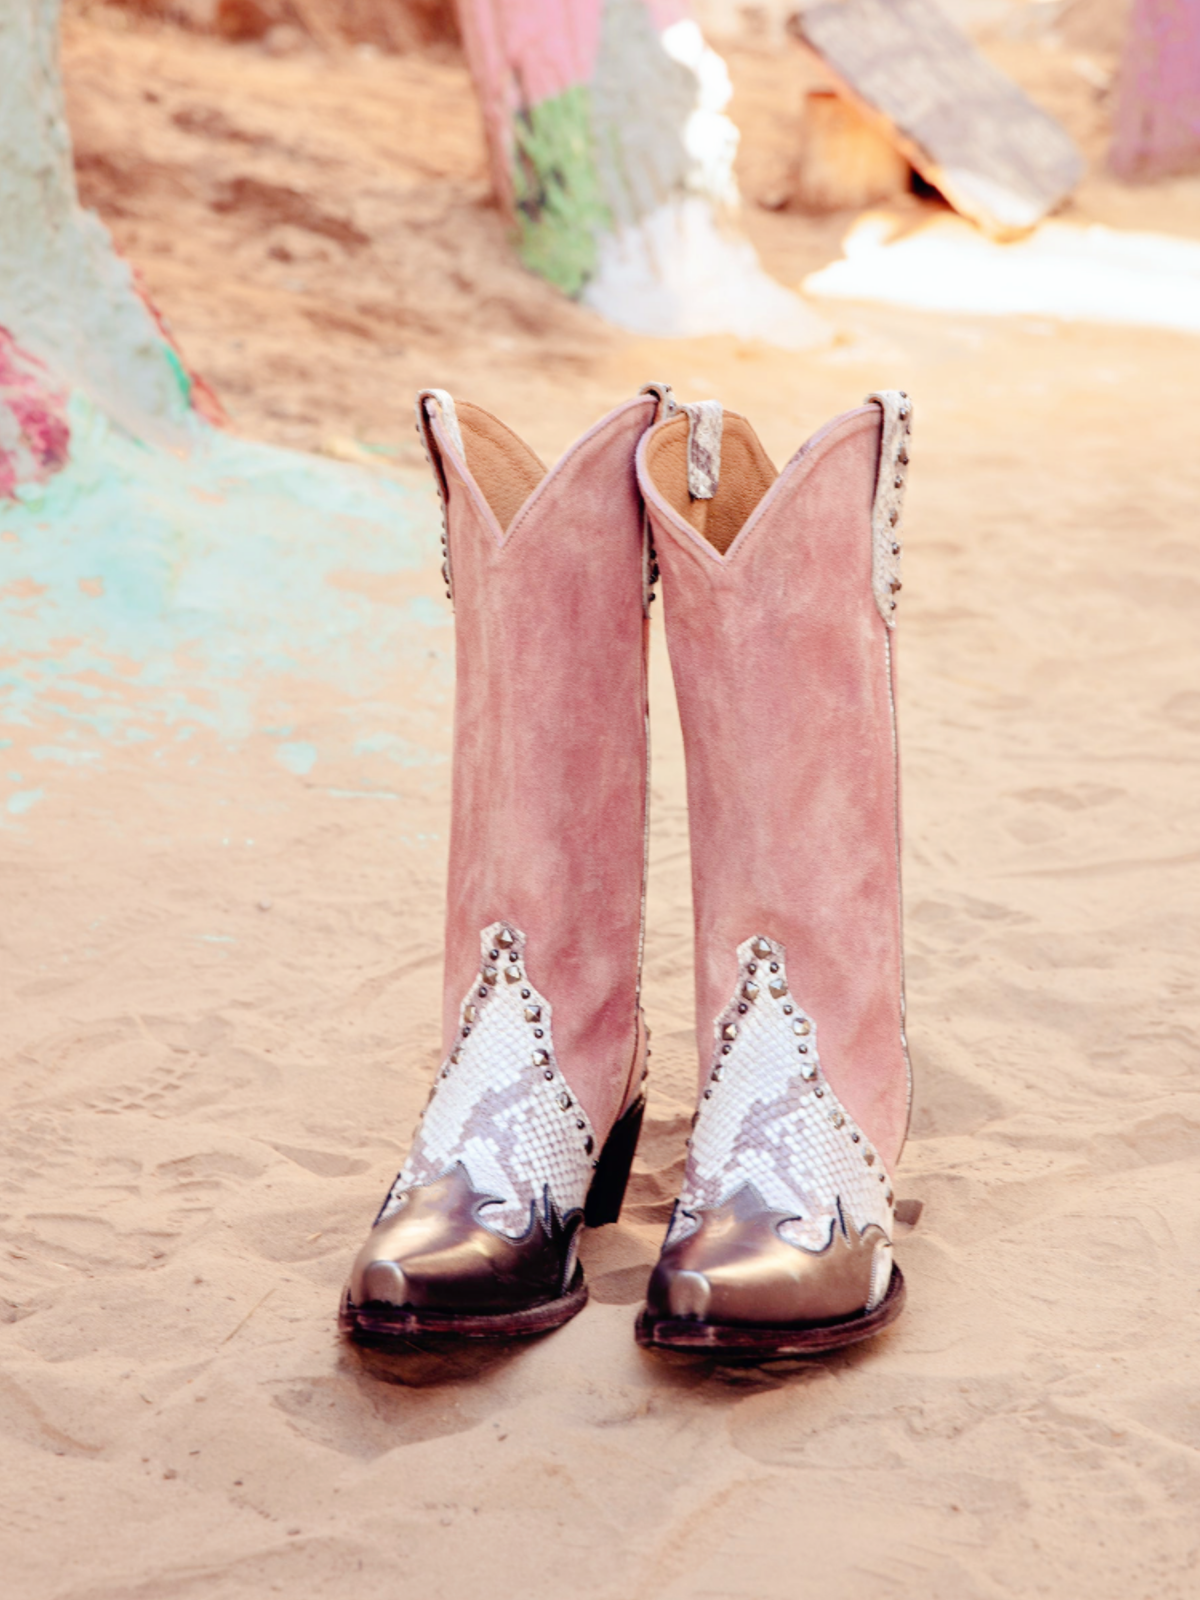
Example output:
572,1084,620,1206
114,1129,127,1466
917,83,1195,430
865,390,913,629
683,400,722,501
638,380,678,422
414,387,465,607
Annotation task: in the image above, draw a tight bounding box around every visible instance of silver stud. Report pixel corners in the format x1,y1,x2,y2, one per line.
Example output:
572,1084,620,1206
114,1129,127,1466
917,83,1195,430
814,1086,824,1098
532,1048,550,1067
533,1028,544,1039
543,1068,554,1081
576,1118,586,1130
891,541,901,555
478,988,488,999
463,1004,477,1024
721,1022,737,1042
747,962,757,976
885,1187,894,1206
482,966,499,986
864,1149,876,1166
798,1043,808,1054
799,1061,817,1081
768,977,788,999
890,579,902,593
769,961,779,973
703,1089,712,1099
878,1172,887,1183
585,1136,594,1155
461,1025,471,1037
520,987,531,999
850,1131,860,1143
496,928,515,948
894,474,904,489
558,1092,572,1111
711,1066,722,1081
898,448,908,465
721,1043,732,1056
751,937,772,959
505,965,522,983
830,1109,845,1128
524,1005,542,1024
889,509,899,526
783,1003,794,1015
742,981,759,1003
793,1019,811,1036
737,1002,748,1014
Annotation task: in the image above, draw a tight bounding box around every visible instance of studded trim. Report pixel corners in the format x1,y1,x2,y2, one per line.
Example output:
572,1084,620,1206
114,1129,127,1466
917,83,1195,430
377,924,600,1239
669,935,895,1308
638,383,676,615
683,400,722,501
866,390,912,628
415,388,462,606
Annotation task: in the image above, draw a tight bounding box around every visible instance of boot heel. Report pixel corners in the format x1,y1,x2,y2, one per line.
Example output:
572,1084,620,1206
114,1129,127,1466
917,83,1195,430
584,1094,645,1227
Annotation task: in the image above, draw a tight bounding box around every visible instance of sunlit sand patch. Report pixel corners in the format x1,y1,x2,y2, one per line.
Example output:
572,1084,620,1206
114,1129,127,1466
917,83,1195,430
805,211,1200,333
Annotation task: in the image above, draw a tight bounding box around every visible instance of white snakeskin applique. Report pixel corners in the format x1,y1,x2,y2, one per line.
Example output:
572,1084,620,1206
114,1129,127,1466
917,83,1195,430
671,936,895,1302
866,389,912,628
683,400,722,500
377,924,599,1237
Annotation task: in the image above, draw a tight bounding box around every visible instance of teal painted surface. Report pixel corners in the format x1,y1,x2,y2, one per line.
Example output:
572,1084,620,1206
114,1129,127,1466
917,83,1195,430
0,396,449,796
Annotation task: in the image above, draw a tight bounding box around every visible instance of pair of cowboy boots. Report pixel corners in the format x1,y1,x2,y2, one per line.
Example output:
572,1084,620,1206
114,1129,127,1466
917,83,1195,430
340,381,914,1356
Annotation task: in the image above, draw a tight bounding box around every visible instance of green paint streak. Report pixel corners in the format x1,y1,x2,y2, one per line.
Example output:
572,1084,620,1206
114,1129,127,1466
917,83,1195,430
161,343,194,406
512,86,610,297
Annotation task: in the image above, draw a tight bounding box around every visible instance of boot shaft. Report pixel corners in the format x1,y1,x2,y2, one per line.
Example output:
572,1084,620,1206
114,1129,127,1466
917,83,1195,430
419,390,661,1137
638,394,912,1165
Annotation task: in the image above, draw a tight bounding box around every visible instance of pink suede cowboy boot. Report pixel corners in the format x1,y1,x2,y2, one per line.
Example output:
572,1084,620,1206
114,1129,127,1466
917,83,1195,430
634,391,913,1355
341,386,668,1342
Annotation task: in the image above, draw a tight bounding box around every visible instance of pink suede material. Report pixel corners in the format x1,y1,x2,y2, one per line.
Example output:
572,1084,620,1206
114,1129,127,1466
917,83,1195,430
429,395,656,1143
638,406,910,1169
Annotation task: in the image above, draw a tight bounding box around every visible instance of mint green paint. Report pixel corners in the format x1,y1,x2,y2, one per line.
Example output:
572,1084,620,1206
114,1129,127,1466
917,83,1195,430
277,740,317,776
7,788,43,814
0,395,451,802
512,86,610,297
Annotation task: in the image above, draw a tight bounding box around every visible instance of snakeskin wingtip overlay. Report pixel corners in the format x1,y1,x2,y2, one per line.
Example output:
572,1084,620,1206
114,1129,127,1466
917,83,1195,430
636,936,905,1356
340,923,646,1344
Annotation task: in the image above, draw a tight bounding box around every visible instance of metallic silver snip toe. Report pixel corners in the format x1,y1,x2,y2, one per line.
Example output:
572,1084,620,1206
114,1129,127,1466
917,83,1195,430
648,934,897,1328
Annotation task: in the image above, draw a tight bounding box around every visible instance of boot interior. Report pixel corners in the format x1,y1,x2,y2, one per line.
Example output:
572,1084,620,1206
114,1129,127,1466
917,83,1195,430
453,401,546,534
643,411,778,555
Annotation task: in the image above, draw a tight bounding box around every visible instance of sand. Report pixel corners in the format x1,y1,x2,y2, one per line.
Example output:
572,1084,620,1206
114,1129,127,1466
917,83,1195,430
3,9,1200,1598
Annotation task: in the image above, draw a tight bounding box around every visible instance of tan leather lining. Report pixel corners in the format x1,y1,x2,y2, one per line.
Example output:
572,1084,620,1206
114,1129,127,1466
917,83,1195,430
644,412,778,555
455,400,546,534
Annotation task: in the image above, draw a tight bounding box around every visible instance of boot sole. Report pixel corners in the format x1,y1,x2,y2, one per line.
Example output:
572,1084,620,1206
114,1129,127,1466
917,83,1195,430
634,1263,906,1357
339,1271,588,1346
339,1094,646,1345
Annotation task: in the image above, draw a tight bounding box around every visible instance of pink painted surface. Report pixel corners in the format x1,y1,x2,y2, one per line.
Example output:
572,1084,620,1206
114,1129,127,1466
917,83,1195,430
646,0,692,25
454,0,692,216
455,0,605,211
0,327,70,501
1110,0,1200,179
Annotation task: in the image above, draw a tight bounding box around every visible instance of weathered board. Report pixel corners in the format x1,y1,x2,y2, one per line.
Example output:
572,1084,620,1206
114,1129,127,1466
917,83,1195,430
1109,0,1200,180
793,0,1084,236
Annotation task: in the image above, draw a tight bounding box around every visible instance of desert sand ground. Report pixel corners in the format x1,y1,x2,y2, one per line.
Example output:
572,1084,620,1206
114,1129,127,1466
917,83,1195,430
3,8,1200,1598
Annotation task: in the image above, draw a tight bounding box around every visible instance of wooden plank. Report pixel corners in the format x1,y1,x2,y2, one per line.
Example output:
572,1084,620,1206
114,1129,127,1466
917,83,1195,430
793,0,1084,237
